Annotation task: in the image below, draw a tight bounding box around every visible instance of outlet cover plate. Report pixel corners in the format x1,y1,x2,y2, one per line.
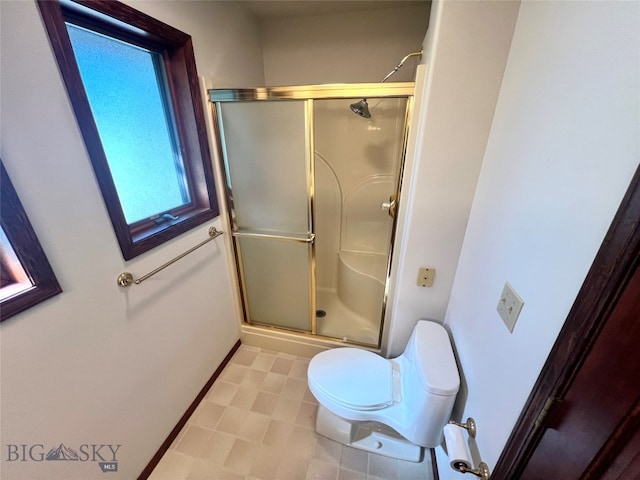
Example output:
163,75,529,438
417,267,435,287
497,282,524,332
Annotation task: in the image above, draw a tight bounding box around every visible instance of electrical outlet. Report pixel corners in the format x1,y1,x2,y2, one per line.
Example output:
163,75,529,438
417,267,435,287
497,282,524,332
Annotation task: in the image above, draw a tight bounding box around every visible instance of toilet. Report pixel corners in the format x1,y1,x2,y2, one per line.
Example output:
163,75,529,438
307,320,460,462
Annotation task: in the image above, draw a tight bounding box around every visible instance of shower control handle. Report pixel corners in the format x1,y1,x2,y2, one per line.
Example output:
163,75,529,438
381,195,397,219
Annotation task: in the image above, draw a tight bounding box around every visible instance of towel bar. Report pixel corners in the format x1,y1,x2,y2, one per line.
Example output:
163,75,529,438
117,226,223,287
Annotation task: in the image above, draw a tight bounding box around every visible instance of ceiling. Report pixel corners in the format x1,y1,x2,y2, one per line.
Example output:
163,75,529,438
239,1,430,20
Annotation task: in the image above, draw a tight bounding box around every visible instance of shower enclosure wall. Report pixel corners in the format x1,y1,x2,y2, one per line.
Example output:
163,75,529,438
210,84,414,348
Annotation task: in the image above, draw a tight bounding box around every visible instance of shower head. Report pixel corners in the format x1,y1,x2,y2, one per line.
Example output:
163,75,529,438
350,99,371,119
349,49,422,118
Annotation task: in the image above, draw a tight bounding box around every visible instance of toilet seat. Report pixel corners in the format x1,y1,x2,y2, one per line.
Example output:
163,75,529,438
308,348,394,411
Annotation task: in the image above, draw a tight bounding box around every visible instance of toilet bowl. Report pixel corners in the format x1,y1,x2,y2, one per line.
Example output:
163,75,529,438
307,320,460,461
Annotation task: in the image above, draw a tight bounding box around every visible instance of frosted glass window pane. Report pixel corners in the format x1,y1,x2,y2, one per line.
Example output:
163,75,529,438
221,102,308,233
0,226,33,301
66,24,190,224
239,237,310,331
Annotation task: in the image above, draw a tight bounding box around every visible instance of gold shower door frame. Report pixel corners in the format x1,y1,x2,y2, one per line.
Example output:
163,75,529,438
210,83,414,348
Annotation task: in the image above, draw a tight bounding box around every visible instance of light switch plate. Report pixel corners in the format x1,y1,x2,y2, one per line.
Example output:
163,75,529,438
497,282,524,332
417,267,435,287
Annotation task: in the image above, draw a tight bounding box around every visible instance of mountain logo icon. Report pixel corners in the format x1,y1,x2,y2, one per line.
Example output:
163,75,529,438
45,443,80,461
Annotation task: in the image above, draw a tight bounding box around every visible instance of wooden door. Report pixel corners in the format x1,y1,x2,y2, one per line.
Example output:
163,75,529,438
521,265,640,478
493,165,640,479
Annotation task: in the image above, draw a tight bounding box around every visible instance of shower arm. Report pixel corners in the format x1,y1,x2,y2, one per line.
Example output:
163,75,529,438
379,50,423,84
349,49,422,119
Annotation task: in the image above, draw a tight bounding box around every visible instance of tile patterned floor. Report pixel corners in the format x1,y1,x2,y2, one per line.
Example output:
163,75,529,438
149,345,433,480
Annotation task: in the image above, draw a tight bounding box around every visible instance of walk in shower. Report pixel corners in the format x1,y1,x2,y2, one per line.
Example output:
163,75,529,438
210,83,414,348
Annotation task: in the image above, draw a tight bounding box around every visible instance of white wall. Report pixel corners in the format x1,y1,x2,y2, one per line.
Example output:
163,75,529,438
436,1,640,478
261,5,430,85
0,1,263,478
128,1,264,88
384,0,520,356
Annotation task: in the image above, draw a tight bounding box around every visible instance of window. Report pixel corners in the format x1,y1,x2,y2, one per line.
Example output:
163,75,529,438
38,0,219,260
1,161,62,322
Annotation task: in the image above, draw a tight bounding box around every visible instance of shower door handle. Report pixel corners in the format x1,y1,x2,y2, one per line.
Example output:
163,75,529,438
381,195,397,219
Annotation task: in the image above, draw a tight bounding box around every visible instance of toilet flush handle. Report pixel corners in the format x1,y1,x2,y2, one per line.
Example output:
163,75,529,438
381,194,397,219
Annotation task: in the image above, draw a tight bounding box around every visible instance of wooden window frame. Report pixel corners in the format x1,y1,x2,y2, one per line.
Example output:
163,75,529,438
37,0,219,260
0,161,62,322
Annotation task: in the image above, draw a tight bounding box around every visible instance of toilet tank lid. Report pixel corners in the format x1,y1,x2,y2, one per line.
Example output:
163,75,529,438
412,321,460,396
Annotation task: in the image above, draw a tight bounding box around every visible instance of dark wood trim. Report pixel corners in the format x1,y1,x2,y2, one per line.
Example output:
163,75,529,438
37,0,219,261
67,0,190,49
0,161,63,322
430,448,440,480
492,164,640,478
137,340,241,479
582,397,640,479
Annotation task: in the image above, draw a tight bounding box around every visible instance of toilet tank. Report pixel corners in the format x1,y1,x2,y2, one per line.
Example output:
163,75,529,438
397,320,460,447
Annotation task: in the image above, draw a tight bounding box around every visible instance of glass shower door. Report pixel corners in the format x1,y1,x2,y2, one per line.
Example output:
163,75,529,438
313,97,408,345
217,101,313,332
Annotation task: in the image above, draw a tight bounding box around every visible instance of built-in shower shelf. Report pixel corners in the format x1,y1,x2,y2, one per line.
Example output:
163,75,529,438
339,251,387,284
